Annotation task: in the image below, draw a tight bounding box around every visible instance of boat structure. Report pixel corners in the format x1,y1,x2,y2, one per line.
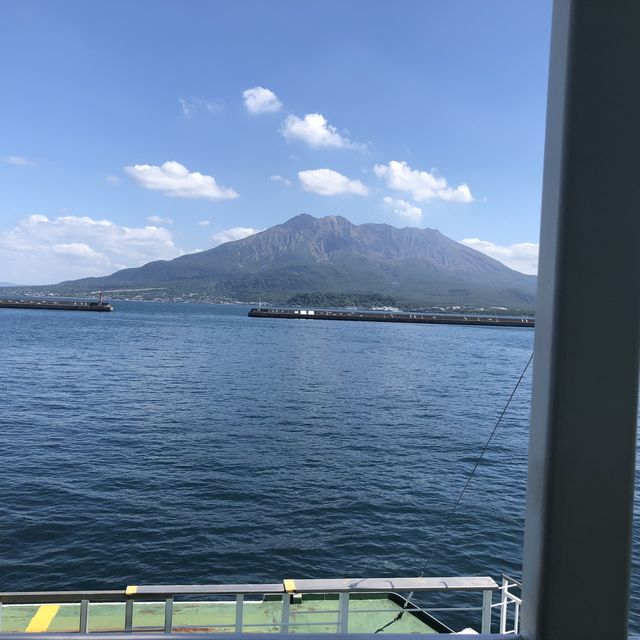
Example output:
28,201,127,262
249,307,534,328
0,576,522,635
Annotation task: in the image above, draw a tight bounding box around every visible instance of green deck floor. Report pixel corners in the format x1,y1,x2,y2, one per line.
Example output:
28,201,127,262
1,596,442,634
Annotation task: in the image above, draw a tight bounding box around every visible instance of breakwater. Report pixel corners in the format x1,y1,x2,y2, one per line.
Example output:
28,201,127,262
248,307,535,328
0,299,113,312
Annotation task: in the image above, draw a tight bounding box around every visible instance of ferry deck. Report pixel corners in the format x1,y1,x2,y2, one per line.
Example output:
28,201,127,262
0,577,520,635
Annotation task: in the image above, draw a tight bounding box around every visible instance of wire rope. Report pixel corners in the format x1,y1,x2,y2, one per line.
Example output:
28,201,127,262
373,351,534,633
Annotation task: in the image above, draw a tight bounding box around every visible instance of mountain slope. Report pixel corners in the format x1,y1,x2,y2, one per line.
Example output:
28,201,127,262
50,214,536,309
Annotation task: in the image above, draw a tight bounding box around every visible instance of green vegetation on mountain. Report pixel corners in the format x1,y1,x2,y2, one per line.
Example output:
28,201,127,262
40,214,536,311
286,292,398,307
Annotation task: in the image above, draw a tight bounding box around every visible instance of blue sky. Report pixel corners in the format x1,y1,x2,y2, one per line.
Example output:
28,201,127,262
0,0,551,284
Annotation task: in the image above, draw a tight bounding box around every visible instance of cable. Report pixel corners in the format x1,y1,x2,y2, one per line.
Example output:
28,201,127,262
374,351,534,633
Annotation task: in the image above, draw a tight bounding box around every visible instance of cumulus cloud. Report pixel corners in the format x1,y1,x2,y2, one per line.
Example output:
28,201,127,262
52,243,103,259
383,196,422,221
179,97,223,116
0,214,184,284
461,238,539,275
3,155,36,166
198,220,211,227
281,113,364,149
106,175,121,185
124,161,239,201
374,160,473,203
298,168,368,196
270,174,291,186
147,216,173,225
243,87,282,114
210,227,262,247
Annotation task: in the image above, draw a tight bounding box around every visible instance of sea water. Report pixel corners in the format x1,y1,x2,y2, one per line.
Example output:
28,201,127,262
0,302,638,631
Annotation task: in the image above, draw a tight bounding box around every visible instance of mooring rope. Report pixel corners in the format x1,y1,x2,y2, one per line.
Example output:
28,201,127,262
374,351,534,633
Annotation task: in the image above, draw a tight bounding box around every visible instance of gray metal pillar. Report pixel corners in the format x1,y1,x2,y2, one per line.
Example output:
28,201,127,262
79,600,89,633
280,595,290,634
124,599,134,632
338,593,350,633
164,598,173,634
481,589,492,634
235,595,244,633
522,2,640,640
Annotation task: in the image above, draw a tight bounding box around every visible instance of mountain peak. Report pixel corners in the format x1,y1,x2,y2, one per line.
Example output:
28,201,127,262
282,212,315,225
281,213,353,230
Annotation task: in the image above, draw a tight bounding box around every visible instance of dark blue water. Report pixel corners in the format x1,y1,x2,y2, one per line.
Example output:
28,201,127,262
0,302,637,631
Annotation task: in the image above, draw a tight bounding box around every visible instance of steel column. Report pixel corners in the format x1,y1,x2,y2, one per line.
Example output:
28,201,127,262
79,600,89,633
124,599,134,632
481,590,492,634
338,593,349,633
522,2,640,640
235,595,244,633
280,595,290,634
164,598,173,634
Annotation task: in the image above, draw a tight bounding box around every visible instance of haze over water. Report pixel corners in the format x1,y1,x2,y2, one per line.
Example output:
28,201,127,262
2,302,639,631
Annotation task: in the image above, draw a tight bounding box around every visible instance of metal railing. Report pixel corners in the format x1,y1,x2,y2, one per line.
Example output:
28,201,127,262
0,576,499,635
496,575,521,635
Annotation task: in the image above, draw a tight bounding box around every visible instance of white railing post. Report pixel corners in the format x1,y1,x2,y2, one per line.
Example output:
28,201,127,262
499,578,508,634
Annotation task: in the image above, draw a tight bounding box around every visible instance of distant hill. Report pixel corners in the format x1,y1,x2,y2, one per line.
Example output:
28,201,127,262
44,214,536,310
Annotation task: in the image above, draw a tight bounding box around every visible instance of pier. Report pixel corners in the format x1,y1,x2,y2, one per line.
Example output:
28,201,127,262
249,307,534,328
0,299,113,312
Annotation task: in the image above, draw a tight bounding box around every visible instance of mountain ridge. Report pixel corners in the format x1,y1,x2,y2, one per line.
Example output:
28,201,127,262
40,214,536,311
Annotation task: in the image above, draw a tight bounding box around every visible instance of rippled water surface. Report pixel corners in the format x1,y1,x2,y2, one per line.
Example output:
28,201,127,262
1,302,638,631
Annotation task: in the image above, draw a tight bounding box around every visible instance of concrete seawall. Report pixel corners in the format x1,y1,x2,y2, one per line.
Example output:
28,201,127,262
0,300,113,312
248,308,534,328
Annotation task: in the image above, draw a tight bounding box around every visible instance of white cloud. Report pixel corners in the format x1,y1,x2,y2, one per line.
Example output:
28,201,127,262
52,243,103,259
270,174,291,186
124,161,239,201
281,113,364,149
3,155,36,167
198,220,211,227
106,175,121,185
298,168,368,196
179,96,223,116
461,238,539,275
242,86,282,114
0,214,184,284
210,227,262,247
383,196,422,221
374,160,473,203
147,216,173,225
